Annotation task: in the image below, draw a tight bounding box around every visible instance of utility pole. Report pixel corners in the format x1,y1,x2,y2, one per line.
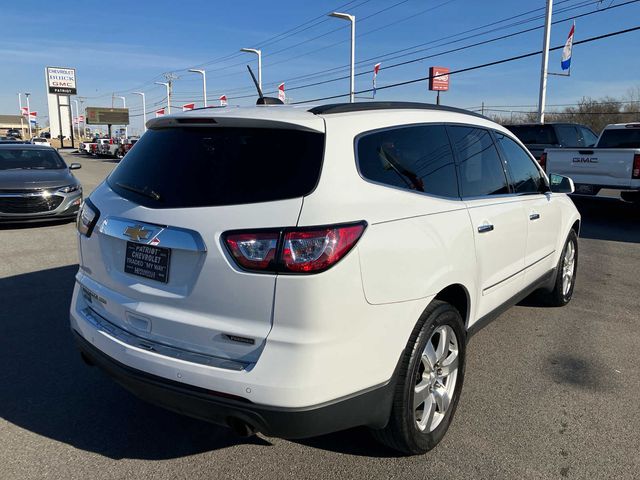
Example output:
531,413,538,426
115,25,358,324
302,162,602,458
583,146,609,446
78,97,85,137
537,0,553,124
73,99,80,143
329,12,356,103
481,102,485,116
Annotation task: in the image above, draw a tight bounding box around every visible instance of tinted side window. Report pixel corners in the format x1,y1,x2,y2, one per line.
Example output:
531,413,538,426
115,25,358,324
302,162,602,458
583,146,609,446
579,127,598,147
448,126,509,197
357,124,458,198
495,133,544,194
554,125,581,147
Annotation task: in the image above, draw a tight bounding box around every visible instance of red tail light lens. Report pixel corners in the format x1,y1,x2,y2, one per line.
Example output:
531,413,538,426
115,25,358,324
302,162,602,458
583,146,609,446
224,232,278,270
223,222,366,274
282,224,366,273
633,154,640,179
539,152,547,171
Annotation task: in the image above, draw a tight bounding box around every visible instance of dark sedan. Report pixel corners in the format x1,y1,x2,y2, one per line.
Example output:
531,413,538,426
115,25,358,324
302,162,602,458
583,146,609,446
0,144,83,222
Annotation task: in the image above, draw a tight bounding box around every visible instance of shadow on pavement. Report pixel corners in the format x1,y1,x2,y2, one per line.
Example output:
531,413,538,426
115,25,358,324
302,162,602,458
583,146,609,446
0,218,75,231
571,196,640,243
0,265,269,460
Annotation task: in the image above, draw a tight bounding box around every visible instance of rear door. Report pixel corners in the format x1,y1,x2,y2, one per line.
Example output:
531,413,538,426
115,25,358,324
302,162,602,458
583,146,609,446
79,123,325,363
449,125,527,319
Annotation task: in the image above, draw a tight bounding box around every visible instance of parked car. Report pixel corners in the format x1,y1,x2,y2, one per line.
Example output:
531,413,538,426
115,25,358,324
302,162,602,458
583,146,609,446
505,122,598,162
71,102,580,455
95,138,113,156
114,138,138,159
0,144,82,222
6,128,22,139
0,137,27,144
30,137,52,147
544,122,640,202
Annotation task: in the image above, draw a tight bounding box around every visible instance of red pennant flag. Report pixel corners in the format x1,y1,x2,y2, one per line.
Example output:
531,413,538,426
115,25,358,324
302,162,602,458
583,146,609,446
219,95,227,106
278,83,285,102
155,108,165,117
182,103,195,112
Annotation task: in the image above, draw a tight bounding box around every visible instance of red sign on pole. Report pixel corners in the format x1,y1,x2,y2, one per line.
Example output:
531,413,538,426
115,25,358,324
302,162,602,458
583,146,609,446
428,66,450,91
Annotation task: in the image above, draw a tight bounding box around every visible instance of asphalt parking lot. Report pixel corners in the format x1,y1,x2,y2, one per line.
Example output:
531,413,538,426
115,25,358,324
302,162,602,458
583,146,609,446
1,151,639,480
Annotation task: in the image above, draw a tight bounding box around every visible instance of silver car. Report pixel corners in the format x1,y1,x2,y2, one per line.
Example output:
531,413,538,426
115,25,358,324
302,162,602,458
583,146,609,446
0,144,82,222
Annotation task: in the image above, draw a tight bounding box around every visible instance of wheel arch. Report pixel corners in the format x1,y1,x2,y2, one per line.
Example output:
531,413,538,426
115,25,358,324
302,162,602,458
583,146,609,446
433,284,470,328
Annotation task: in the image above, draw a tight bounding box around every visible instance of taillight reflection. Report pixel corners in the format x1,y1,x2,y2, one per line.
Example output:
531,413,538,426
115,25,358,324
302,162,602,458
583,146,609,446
225,232,278,270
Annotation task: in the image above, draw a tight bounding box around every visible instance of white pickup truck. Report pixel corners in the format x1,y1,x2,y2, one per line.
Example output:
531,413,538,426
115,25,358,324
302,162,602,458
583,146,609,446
543,123,640,202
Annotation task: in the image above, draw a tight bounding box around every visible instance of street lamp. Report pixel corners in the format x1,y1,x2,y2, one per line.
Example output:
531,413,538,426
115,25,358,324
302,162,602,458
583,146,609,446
132,92,147,133
73,99,81,142
188,69,207,107
155,81,171,114
240,48,262,91
328,12,356,103
24,92,32,138
115,95,128,137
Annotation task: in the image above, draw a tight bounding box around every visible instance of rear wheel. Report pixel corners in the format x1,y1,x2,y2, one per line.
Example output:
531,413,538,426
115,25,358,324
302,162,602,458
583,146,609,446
543,230,578,307
371,300,465,455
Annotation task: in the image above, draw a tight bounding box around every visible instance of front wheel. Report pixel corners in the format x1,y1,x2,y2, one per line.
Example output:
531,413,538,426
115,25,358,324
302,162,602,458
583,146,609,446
371,300,466,455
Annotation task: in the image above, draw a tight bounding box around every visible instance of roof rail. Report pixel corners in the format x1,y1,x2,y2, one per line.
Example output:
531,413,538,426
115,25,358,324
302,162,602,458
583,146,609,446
308,101,487,119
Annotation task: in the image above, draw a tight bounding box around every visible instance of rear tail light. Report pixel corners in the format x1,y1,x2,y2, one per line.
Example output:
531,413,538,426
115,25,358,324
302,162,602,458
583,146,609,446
77,198,100,237
539,152,547,171
223,222,366,274
633,154,640,179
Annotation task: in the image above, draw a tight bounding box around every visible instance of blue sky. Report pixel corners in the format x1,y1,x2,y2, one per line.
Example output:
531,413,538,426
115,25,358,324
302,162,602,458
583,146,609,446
1,0,639,134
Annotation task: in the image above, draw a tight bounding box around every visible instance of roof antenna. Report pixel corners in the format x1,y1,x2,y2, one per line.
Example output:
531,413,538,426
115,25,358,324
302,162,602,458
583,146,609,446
247,65,283,105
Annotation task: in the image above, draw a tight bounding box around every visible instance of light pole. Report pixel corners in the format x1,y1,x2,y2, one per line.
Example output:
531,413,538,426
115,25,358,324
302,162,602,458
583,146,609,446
155,81,171,114
115,95,128,137
329,12,356,103
188,69,207,107
133,92,147,133
25,93,32,138
240,48,262,91
537,0,553,124
17,93,22,113
73,99,81,141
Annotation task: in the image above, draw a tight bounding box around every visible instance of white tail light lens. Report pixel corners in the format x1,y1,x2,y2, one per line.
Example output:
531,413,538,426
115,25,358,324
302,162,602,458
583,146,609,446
224,232,279,270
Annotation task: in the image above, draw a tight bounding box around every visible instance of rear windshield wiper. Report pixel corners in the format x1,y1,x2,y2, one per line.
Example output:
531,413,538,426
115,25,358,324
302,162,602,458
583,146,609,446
116,182,161,201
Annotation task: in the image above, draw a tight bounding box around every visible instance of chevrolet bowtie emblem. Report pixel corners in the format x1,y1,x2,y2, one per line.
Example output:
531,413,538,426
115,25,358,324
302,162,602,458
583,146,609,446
123,224,151,242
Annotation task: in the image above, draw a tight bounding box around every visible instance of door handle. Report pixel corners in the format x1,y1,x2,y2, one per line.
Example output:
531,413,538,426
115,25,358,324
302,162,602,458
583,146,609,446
477,224,494,233
529,213,540,221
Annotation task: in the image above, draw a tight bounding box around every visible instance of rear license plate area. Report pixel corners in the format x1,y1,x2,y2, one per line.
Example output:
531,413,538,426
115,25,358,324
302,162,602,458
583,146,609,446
124,241,171,283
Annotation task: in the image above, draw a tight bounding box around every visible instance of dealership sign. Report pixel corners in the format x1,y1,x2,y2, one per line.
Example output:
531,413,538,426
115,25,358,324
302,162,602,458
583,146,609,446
46,66,77,95
428,66,449,91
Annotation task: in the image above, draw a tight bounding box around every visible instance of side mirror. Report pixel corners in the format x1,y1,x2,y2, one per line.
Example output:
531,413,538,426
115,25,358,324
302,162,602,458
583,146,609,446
69,163,82,170
549,173,574,194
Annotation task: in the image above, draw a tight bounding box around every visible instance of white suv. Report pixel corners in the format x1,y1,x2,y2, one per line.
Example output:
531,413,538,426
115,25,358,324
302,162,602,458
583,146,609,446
71,102,580,454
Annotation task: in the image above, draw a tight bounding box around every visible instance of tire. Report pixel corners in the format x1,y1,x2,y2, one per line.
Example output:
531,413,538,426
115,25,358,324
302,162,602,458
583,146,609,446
543,230,578,307
371,300,466,455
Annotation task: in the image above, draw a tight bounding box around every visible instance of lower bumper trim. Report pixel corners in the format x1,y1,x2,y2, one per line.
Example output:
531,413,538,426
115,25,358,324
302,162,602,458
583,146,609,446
73,330,397,439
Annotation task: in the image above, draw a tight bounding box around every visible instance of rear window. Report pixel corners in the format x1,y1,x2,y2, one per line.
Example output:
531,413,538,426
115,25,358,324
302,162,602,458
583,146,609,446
506,125,558,145
107,127,324,208
597,128,640,148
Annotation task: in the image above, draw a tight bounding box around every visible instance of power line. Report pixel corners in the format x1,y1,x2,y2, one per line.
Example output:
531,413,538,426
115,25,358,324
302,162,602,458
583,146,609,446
291,24,640,104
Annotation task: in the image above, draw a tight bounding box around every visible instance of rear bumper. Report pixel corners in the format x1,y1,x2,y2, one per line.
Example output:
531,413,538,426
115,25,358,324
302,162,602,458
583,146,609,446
73,330,396,439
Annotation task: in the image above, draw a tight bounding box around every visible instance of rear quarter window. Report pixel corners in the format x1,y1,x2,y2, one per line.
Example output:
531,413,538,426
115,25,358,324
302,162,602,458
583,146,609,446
356,124,459,198
597,129,640,148
107,127,324,208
